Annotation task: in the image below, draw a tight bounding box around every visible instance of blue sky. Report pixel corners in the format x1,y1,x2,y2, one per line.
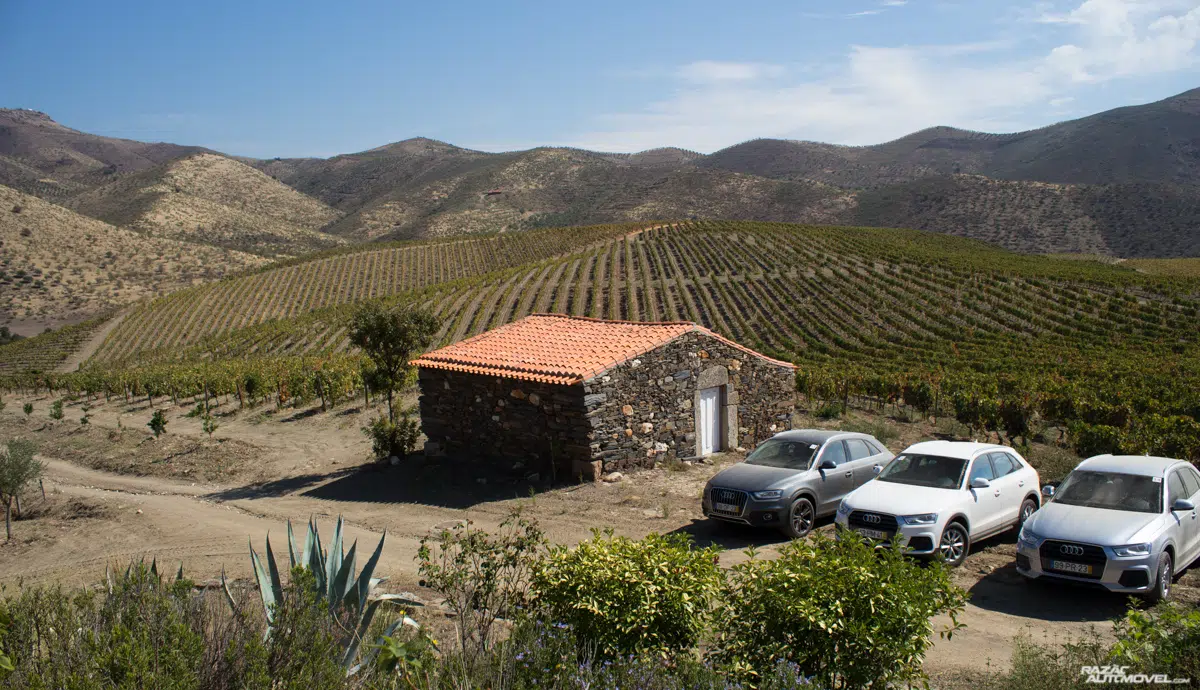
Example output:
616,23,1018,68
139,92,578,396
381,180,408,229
3,0,1199,157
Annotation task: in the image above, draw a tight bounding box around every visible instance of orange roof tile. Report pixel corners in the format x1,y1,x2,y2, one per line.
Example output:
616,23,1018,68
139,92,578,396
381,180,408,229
411,314,794,385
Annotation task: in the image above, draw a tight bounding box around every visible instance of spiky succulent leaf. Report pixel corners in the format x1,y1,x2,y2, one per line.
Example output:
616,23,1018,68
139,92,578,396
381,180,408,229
265,533,283,605
249,540,278,626
330,541,357,612
150,557,158,579
353,531,386,616
176,562,184,582
307,518,326,593
287,520,299,570
326,517,344,601
220,567,237,613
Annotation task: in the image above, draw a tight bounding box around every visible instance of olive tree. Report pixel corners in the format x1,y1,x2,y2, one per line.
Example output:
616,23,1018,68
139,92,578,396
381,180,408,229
347,303,439,423
0,439,43,541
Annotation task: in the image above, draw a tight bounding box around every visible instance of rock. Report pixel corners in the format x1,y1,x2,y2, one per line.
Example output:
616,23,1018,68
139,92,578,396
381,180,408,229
602,472,624,482
136,509,143,515
641,509,661,519
639,422,654,434
528,393,541,405
654,442,668,452
622,404,634,416
511,389,526,400
625,428,634,437
630,359,642,369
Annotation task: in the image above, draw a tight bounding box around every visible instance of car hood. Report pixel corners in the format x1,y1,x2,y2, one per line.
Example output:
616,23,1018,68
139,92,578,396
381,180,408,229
844,479,964,516
708,462,806,491
1025,502,1165,546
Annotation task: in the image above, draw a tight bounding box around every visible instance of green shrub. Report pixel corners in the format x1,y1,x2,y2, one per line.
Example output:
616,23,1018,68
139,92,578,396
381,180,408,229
48,399,63,421
1068,421,1123,457
814,401,843,419
21,403,31,418
148,410,167,438
982,632,1108,690
363,409,420,459
711,532,967,688
532,530,722,659
1109,603,1200,682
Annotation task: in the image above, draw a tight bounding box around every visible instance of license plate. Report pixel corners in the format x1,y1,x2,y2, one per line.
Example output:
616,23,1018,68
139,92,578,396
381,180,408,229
714,502,739,513
856,528,887,540
1050,560,1093,575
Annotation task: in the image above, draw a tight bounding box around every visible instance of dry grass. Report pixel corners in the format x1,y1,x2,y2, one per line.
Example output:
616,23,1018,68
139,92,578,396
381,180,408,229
0,184,268,327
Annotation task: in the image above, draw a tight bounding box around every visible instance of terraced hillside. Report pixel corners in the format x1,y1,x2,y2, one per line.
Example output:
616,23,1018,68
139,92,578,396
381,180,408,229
5,220,1198,457
64,154,344,257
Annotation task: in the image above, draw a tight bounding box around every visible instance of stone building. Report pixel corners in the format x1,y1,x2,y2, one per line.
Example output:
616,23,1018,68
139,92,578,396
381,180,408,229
412,314,795,479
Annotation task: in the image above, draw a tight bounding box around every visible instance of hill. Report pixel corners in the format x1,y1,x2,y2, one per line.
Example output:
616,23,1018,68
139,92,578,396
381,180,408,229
848,175,1200,257
0,184,268,332
700,88,1200,187
64,153,344,257
0,108,208,196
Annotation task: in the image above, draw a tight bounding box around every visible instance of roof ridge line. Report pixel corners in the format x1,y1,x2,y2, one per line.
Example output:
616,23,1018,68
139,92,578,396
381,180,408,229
528,312,696,327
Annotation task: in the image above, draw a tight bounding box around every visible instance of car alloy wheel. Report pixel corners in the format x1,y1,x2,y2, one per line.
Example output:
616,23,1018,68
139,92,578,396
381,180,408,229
784,497,815,539
939,523,969,567
1018,499,1037,528
1146,553,1172,604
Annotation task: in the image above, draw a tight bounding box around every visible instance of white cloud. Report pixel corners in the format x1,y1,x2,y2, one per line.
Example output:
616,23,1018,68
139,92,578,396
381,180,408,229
882,0,910,6
847,10,884,16
568,0,1200,152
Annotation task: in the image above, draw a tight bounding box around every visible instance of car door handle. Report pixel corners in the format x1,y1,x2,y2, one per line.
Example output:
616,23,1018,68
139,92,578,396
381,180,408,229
1018,480,1025,487
844,471,854,478
993,490,1001,497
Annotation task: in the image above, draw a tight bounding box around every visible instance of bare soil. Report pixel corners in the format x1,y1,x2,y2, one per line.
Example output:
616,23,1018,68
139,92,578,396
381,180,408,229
1,394,1196,684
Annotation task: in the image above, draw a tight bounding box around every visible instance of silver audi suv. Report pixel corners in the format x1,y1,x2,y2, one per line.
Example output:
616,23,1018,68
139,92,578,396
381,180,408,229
702,429,894,538
1016,454,1200,602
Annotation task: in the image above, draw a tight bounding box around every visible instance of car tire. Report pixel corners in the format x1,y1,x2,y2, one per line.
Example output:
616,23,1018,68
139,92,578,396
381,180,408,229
782,496,815,539
1016,497,1038,532
1144,552,1173,604
938,522,970,567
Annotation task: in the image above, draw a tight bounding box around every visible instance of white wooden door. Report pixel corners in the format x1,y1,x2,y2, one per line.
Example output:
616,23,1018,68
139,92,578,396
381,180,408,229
699,387,721,456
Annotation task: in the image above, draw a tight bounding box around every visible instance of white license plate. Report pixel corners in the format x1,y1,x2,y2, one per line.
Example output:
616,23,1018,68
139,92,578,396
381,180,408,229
856,528,887,540
1050,560,1093,575
714,502,739,513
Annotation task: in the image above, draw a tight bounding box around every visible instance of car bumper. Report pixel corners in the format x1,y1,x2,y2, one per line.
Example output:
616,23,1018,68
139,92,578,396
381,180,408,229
1015,541,1157,593
702,495,788,528
833,514,939,555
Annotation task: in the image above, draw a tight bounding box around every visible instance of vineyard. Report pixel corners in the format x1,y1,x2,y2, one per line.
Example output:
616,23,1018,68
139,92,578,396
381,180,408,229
3,220,1200,459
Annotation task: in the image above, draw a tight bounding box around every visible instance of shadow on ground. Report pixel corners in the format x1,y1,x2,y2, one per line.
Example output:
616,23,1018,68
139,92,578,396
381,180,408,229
966,563,1129,623
667,515,837,550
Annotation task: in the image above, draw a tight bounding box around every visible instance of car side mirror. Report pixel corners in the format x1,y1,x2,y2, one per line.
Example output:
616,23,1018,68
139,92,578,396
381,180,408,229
1041,485,1055,498
873,464,883,475
819,458,837,471
970,477,991,490
1172,498,1195,512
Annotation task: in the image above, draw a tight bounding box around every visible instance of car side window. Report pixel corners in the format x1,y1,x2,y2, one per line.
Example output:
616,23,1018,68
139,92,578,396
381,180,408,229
1180,467,1200,498
969,456,996,483
865,439,885,454
1168,471,1187,506
989,452,1017,477
821,441,849,466
845,439,872,461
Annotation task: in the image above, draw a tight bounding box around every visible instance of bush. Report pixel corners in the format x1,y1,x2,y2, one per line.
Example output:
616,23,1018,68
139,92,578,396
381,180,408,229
363,409,420,459
814,401,843,419
711,532,967,688
1109,603,1200,682
532,530,723,659
148,410,167,438
48,399,63,421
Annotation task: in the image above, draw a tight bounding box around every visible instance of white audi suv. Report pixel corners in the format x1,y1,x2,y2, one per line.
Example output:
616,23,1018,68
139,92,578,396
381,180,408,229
1016,455,1200,603
835,441,1041,566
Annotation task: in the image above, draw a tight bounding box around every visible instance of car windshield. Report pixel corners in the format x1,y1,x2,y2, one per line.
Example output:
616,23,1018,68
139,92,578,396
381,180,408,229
1053,470,1162,514
877,454,967,489
744,439,819,470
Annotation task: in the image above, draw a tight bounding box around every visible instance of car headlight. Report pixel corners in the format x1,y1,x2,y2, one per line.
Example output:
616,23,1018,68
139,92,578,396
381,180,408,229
836,499,852,516
1113,543,1152,557
1017,528,1041,549
899,513,939,525
751,490,783,500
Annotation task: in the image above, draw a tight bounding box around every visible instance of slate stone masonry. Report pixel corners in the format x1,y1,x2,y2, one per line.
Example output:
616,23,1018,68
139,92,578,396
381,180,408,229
416,330,794,479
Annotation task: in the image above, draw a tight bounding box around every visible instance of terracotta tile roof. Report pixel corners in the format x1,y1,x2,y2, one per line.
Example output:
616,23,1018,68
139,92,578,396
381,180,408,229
411,314,794,386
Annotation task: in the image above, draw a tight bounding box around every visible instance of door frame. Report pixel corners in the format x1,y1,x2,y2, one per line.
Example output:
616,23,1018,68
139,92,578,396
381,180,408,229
696,386,723,457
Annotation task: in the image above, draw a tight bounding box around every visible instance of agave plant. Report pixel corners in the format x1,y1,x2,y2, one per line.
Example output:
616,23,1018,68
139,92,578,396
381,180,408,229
223,515,421,674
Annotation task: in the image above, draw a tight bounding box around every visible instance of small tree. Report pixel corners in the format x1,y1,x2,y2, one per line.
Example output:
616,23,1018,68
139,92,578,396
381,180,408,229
148,410,167,438
202,415,218,439
49,399,64,421
22,403,32,418
348,303,439,423
0,439,43,541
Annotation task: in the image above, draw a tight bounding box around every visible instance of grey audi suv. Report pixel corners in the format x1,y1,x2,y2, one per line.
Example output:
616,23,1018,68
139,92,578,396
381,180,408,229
702,429,894,538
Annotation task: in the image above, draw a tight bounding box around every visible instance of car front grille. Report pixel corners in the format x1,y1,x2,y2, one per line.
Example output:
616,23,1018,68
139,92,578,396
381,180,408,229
709,487,748,517
1039,540,1106,580
848,511,898,534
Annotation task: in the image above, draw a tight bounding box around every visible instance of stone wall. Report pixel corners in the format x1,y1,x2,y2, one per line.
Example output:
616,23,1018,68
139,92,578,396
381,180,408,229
582,332,795,473
416,368,591,478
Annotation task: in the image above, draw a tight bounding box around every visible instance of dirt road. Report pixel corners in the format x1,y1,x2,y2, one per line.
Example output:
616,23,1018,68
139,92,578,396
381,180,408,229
2,397,1196,678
